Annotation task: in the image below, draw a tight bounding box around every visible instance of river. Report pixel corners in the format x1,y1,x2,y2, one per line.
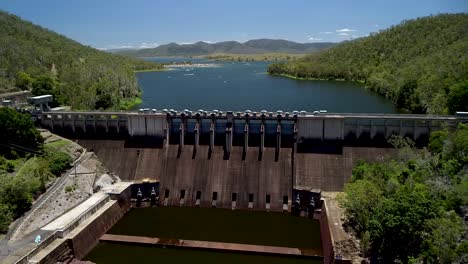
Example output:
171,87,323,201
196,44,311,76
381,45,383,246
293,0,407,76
135,57,398,113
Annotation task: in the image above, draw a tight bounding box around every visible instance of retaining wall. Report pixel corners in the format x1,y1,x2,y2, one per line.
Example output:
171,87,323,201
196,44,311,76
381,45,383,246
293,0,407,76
68,201,124,260
319,200,334,264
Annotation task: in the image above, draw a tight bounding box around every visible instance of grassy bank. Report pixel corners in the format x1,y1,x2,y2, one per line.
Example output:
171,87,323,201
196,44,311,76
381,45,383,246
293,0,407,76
119,96,142,110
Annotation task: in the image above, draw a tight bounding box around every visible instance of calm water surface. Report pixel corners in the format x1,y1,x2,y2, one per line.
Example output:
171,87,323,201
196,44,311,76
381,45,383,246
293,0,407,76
108,207,321,249
136,58,397,113
86,207,322,264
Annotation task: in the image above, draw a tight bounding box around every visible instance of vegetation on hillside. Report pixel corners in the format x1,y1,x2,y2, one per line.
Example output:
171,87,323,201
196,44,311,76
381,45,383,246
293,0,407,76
0,108,73,233
338,125,468,263
268,14,468,114
0,11,162,110
201,53,305,62
116,39,335,57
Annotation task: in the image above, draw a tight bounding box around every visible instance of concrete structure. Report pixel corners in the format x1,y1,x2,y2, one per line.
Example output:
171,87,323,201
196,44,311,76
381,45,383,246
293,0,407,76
16,182,132,264
99,234,321,258
35,110,467,212
27,95,53,112
37,111,465,145
0,90,31,106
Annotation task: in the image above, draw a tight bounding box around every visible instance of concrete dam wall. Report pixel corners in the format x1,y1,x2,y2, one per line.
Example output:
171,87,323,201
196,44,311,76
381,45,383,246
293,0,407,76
38,111,466,211
75,137,394,212
77,139,292,211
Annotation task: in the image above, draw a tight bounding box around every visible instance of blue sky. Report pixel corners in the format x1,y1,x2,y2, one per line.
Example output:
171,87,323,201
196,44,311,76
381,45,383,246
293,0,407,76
1,0,467,49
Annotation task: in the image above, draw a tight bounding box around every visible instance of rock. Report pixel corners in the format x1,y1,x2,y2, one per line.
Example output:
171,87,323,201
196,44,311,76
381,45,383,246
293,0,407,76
94,173,113,191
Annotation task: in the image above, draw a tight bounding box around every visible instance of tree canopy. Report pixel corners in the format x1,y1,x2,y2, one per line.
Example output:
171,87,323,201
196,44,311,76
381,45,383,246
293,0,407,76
0,11,162,110
338,125,468,263
268,14,468,114
0,107,43,149
0,108,73,233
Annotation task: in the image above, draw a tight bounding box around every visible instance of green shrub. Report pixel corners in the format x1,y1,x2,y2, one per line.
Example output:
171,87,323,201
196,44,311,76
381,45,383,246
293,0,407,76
47,151,72,176
0,204,13,233
65,185,75,193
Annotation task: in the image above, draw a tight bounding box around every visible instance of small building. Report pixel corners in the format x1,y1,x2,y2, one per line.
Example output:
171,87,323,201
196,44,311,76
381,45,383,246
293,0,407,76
27,94,53,112
0,90,31,106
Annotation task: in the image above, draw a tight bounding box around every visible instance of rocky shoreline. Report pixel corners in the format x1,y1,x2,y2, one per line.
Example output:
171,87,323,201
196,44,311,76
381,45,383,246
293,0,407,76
164,63,221,68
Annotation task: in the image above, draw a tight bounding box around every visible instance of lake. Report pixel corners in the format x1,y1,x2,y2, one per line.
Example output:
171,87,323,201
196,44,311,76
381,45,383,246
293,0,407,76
136,58,397,113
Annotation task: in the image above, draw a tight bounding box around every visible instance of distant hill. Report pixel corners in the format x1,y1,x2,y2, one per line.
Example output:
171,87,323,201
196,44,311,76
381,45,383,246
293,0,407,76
0,11,161,110
115,39,336,57
268,14,468,114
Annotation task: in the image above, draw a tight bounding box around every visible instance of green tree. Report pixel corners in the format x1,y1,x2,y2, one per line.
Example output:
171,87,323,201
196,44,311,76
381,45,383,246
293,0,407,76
31,75,57,96
15,71,34,90
0,204,13,233
428,130,448,154
0,108,43,151
420,211,467,263
338,179,383,234
0,176,33,218
447,80,468,114
47,151,72,176
339,126,468,262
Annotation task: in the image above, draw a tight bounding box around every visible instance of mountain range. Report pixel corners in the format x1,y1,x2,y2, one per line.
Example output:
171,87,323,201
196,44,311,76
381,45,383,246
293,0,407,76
113,39,336,57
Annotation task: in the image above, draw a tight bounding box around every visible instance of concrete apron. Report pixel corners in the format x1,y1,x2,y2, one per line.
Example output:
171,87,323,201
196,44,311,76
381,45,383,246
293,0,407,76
23,182,132,264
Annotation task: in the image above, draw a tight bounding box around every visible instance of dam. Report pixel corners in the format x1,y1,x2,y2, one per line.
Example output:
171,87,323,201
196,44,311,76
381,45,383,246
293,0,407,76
36,110,466,212
15,109,466,264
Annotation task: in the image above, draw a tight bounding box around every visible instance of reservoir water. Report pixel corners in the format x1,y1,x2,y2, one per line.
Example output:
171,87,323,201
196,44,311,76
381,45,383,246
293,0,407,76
85,207,323,263
136,57,398,113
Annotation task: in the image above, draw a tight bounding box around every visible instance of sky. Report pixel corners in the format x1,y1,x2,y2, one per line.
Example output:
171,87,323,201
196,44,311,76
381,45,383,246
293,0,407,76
1,0,467,49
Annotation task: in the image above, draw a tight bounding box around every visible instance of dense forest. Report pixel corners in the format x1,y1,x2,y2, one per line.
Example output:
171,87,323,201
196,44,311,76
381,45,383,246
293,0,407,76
268,14,468,114
338,126,468,263
0,108,72,232
0,11,162,110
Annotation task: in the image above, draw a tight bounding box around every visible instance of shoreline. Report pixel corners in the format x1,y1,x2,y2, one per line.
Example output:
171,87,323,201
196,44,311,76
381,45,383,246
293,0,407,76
134,68,166,73
164,63,222,68
270,73,365,84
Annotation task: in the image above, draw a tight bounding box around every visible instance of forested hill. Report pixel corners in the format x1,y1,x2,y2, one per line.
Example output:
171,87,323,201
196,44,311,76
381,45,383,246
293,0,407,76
115,39,336,57
0,11,162,110
268,14,468,114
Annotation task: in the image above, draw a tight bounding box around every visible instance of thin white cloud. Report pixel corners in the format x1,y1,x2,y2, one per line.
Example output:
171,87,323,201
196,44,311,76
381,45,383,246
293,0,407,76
338,33,349,36
202,40,215,44
139,42,159,49
336,28,356,32
99,42,159,50
374,24,379,27
308,37,323,41
178,42,194,45
105,44,135,50
319,31,333,34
